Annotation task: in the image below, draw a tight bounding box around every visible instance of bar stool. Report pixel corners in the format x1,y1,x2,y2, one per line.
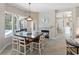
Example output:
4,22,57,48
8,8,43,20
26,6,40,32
33,35,45,55
40,35,45,49
12,36,19,54
18,37,32,55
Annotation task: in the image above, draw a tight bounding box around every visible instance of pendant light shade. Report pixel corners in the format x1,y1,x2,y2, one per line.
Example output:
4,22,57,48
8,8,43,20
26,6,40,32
26,3,33,21
27,16,32,21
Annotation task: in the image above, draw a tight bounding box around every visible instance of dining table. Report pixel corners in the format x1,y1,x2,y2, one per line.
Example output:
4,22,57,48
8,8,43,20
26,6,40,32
14,31,43,42
13,31,43,54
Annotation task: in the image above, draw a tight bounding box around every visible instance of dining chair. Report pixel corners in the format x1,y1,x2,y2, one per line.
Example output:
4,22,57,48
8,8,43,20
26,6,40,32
40,35,45,49
18,37,32,55
66,39,79,55
20,28,27,31
12,36,19,54
33,34,45,55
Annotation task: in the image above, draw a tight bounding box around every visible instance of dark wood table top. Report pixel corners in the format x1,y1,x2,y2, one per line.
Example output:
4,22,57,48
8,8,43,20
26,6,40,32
14,31,43,39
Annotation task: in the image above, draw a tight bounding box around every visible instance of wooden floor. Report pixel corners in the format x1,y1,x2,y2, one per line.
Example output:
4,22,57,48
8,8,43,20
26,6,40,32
0,33,66,55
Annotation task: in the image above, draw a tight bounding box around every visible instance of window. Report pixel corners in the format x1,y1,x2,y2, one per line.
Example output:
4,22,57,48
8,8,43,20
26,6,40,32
5,12,27,35
5,12,12,32
13,16,17,30
19,17,27,30
13,16,26,31
5,12,13,38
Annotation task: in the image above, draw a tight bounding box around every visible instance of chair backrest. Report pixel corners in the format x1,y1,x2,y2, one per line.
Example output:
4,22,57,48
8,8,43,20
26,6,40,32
39,35,45,43
20,29,27,31
40,35,45,40
12,36,19,52
18,37,25,43
12,36,18,43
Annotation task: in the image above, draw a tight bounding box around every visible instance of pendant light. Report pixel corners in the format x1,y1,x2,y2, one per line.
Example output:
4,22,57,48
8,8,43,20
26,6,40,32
26,3,33,21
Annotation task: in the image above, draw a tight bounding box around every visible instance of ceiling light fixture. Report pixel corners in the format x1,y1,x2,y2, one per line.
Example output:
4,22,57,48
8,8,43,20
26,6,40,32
25,3,33,21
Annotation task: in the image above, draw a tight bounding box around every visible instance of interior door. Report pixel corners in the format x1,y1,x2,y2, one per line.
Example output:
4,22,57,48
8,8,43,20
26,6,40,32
56,10,73,39
56,11,64,35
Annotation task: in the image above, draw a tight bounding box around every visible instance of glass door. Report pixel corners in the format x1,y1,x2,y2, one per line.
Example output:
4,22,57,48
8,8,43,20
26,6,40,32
56,12,64,34
56,10,73,40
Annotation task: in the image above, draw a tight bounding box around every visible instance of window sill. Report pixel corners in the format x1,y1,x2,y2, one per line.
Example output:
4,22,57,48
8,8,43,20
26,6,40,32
5,30,13,39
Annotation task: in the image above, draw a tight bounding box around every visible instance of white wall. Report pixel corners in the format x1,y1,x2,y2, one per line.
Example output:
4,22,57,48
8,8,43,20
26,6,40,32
0,4,5,52
73,7,79,38
75,7,79,28
49,10,56,39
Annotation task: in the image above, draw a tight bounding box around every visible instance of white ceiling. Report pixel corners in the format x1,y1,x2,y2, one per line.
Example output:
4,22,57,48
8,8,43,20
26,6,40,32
7,3,79,12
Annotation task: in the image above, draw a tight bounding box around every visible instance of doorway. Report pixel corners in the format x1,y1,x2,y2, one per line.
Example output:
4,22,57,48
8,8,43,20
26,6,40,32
55,10,73,39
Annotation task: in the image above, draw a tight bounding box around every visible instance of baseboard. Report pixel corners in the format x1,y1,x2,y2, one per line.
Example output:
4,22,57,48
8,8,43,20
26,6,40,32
0,42,11,54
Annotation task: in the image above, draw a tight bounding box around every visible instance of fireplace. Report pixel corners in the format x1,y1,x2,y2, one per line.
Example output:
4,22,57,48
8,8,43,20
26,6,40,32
41,30,49,38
